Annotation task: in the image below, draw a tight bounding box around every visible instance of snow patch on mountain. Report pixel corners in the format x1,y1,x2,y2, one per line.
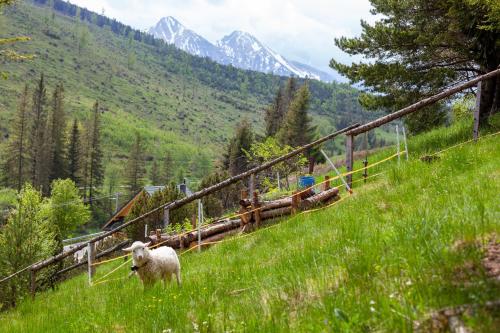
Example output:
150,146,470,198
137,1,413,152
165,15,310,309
149,17,334,82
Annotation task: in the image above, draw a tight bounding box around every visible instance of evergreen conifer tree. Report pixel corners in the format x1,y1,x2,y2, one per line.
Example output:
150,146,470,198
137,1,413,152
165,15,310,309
3,84,30,190
125,132,146,194
67,119,81,184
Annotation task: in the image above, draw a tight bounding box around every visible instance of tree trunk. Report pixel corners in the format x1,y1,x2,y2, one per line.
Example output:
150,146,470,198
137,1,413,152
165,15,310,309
479,64,500,125
308,156,315,174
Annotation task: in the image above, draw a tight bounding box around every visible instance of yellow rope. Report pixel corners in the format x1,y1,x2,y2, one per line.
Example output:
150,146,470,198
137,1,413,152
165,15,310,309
430,130,500,156
91,257,132,285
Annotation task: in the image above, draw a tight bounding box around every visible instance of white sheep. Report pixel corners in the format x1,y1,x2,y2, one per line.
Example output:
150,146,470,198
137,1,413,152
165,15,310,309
123,241,181,287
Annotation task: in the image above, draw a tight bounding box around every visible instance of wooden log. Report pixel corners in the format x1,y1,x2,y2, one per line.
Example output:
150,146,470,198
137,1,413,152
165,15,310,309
189,228,241,248
300,187,340,210
239,190,252,225
260,206,292,220
149,219,242,249
324,175,330,191
155,229,161,243
261,197,292,211
345,68,500,136
252,191,261,228
291,191,301,214
30,125,360,272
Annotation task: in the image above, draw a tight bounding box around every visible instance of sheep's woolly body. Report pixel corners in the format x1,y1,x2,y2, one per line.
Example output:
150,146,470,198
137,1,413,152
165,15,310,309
136,247,181,286
124,241,181,287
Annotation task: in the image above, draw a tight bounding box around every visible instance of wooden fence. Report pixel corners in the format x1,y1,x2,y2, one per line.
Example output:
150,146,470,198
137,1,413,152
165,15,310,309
1,67,499,298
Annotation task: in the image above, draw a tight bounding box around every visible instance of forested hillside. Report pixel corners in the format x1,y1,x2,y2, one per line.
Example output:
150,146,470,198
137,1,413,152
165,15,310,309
0,0,380,180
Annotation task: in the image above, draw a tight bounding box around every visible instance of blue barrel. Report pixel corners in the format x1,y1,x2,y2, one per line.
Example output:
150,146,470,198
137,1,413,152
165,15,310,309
298,175,315,188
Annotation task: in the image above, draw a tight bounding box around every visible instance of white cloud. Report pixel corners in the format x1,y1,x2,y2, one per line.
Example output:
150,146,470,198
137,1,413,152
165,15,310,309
70,0,374,75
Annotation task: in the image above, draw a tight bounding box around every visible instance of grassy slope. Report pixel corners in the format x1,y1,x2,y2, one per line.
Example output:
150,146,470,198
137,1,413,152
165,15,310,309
0,121,498,332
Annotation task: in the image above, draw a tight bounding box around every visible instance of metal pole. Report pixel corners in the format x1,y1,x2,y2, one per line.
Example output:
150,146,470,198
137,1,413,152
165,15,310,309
320,149,352,193
396,125,400,165
163,208,169,229
114,192,119,214
144,224,148,238
87,242,95,285
402,125,409,161
197,199,202,253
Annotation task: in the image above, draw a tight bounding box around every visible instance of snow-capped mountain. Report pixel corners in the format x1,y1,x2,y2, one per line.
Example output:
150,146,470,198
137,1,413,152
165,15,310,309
149,17,334,82
148,17,225,60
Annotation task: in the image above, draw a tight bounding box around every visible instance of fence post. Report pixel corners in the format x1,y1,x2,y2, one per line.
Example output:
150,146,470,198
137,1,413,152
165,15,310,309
363,160,368,183
87,242,96,286
114,192,119,214
144,224,148,239
291,191,301,214
324,175,330,191
473,81,482,141
197,199,202,252
345,135,354,189
402,125,409,160
252,191,261,228
163,208,169,229
396,124,400,165
277,172,281,191
30,268,37,299
155,228,162,245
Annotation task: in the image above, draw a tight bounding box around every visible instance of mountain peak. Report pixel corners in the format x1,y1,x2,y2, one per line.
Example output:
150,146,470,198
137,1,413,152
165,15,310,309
149,17,332,81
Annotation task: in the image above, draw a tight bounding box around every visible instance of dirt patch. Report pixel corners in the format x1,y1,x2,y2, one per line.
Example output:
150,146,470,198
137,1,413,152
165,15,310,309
482,237,500,281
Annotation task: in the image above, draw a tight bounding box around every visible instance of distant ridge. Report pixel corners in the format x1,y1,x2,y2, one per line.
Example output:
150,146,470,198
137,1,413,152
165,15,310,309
148,17,335,82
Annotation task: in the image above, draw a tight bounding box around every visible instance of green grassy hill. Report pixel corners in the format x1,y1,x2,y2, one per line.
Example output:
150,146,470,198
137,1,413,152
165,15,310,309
0,121,498,332
0,0,384,181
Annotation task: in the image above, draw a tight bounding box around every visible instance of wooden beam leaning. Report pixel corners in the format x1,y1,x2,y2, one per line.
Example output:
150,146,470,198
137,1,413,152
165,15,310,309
345,68,500,137
345,135,354,189
30,124,361,272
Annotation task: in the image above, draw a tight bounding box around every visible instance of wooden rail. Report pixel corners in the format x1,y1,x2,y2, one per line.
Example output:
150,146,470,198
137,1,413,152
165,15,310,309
29,124,360,272
344,67,500,187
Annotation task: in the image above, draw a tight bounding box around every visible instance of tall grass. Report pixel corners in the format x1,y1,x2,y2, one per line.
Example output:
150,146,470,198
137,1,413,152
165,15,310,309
0,123,498,332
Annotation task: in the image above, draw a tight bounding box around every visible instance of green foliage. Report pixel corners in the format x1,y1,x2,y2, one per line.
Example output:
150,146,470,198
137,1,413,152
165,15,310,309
46,179,90,239
199,170,241,217
225,119,254,176
331,0,500,131
451,95,476,123
124,132,146,194
278,84,316,148
125,184,196,241
246,137,306,190
0,184,57,310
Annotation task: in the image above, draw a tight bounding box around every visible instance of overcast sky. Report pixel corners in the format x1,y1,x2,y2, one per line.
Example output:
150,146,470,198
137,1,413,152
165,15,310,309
70,0,375,80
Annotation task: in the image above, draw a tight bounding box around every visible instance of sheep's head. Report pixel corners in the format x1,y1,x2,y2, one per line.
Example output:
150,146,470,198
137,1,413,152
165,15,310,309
123,241,151,265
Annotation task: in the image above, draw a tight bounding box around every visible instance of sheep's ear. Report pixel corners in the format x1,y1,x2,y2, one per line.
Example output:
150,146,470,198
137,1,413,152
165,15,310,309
144,242,151,248
123,246,133,252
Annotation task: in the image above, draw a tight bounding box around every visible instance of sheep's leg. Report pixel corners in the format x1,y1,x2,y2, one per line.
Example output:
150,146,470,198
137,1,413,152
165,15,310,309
175,269,181,286
163,273,171,288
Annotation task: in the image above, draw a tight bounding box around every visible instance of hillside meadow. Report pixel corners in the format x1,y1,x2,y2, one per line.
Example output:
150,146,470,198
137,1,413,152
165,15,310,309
0,121,498,332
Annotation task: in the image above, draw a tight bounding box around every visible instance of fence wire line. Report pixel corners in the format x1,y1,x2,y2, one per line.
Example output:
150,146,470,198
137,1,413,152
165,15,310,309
91,172,386,286
90,152,401,269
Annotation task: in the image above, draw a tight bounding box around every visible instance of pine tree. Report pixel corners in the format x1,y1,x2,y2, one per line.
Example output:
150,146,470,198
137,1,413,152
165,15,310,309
226,119,254,176
264,86,286,137
283,77,298,110
278,84,319,173
3,84,30,190
150,158,160,185
330,0,500,132
278,84,315,148
28,73,49,191
48,83,67,182
160,152,174,185
125,132,146,194
67,119,81,184
87,101,103,203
